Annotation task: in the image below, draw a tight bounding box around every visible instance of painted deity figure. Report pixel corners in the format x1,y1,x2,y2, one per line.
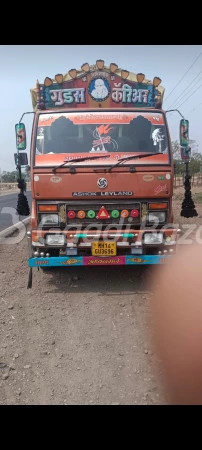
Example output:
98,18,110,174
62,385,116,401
91,78,108,99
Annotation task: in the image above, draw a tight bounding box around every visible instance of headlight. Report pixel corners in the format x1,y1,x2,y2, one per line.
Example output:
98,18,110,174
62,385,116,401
144,232,163,245
40,214,59,225
46,234,65,246
148,212,166,223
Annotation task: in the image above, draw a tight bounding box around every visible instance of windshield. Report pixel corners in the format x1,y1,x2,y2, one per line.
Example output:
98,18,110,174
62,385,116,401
34,111,170,166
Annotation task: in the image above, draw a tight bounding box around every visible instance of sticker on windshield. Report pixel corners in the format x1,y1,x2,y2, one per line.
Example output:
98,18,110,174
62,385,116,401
152,128,166,153
90,124,118,152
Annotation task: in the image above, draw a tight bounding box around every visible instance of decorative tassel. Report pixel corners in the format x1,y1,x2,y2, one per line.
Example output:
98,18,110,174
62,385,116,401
181,163,198,218
16,192,30,216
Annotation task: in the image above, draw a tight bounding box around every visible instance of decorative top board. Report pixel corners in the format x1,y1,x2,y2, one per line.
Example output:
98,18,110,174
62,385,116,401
30,60,165,111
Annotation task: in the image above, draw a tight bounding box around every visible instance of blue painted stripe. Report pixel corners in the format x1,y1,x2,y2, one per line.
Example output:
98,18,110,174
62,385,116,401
126,255,171,265
28,256,83,267
28,254,172,267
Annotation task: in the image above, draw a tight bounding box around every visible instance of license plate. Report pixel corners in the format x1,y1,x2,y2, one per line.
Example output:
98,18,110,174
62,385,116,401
91,241,117,256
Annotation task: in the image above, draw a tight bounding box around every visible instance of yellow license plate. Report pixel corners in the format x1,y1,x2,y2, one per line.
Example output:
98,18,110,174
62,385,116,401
91,241,117,256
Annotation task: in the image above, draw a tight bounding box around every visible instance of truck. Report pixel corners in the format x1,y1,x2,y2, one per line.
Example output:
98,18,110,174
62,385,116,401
14,59,191,288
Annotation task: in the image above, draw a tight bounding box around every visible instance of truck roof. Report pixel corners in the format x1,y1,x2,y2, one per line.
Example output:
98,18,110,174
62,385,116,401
30,60,165,112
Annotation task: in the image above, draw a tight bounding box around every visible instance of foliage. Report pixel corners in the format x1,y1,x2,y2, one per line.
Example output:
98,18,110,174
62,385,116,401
172,140,202,177
0,171,20,182
0,170,30,183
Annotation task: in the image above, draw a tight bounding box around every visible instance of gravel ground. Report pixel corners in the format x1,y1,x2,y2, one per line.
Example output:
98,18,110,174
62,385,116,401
0,187,201,405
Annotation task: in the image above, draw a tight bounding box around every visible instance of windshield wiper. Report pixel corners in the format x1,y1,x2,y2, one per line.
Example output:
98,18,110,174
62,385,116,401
107,153,163,172
52,154,111,172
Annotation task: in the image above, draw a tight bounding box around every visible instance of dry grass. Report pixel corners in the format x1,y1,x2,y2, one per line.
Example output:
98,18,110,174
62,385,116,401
173,184,202,203
0,182,31,194
173,185,202,231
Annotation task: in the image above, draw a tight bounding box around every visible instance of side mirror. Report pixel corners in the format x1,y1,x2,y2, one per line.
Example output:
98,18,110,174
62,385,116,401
14,152,28,167
180,146,191,161
180,119,189,147
15,123,26,150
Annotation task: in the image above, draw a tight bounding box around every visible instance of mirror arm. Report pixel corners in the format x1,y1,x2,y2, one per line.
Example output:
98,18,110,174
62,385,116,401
165,109,185,119
19,111,34,123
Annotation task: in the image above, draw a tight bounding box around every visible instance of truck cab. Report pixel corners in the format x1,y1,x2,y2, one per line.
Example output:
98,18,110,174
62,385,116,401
14,60,186,284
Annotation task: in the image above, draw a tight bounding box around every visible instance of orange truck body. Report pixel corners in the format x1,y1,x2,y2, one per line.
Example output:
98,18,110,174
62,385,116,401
26,60,179,269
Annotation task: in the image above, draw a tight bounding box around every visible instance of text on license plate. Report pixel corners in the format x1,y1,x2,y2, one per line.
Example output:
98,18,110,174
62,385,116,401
91,241,117,256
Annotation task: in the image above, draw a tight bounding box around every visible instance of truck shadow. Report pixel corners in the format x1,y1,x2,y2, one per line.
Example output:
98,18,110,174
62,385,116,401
44,265,156,295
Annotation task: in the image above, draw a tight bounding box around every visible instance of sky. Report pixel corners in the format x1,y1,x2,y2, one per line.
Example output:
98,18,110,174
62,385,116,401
0,44,202,172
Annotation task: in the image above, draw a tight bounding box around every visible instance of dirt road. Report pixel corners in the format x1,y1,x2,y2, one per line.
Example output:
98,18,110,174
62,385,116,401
0,236,166,404
1,188,201,405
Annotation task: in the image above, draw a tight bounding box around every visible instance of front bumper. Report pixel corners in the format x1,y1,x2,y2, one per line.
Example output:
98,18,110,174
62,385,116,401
28,254,172,267
31,228,178,247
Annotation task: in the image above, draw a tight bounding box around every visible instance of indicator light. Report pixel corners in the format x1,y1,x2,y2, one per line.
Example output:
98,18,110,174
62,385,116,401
67,210,76,219
38,205,57,212
149,203,168,210
121,210,129,218
131,209,139,218
87,210,96,219
111,210,119,219
77,210,86,219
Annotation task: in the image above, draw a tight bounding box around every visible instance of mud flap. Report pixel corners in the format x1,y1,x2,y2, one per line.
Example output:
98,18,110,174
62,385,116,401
27,268,33,289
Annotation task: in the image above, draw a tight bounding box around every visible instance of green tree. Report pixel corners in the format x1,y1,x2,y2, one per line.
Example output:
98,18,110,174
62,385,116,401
172,140,181,159
171,139,199,161
24,165,30,181
2,171,25,183
171,140,201,185
189,140,199,153
189,152,202,182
